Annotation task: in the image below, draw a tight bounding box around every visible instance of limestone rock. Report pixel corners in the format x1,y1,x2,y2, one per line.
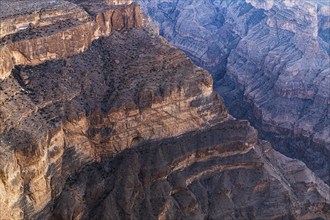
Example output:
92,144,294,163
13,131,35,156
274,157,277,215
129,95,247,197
0,1,329,219
137,0,330,184
0,0,143,80
42,121,330,220
0,25,226,220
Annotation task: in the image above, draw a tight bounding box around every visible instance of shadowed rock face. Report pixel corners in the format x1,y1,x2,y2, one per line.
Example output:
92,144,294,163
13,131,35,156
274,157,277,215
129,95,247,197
0,27,226,219
47,121,330,220
136,0,330,184
0,0,329,220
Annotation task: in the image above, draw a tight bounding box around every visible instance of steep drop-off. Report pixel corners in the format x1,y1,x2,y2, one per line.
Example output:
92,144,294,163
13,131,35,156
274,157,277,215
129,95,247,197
0,0,329,219
137,0,330,184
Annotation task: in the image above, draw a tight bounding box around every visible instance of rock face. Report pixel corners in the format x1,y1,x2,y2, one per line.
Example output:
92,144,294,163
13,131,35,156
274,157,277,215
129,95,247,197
0,0,143,80
0,0,329,220
136,0,330,184
0,0,89,38
0,28,226,219
49,121,330,220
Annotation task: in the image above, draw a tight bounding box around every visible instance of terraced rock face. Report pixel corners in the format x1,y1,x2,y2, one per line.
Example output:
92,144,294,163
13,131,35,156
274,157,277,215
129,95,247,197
0,27,228,219
0,0,89,38
136,0,330,184
0,0,143,80
0,1,329,220
46,121,330,220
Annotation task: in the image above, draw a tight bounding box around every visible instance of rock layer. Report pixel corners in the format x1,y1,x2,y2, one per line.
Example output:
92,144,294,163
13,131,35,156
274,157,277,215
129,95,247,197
0,0,329,220
0,3,225,216
47,121,330,220
0,0,143,80
136,0,330,184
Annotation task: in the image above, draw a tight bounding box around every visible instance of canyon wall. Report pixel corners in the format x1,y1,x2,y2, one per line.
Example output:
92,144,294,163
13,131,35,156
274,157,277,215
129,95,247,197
137,0,330,184
0,0,143,80
49,121,330,220
0,0,329,219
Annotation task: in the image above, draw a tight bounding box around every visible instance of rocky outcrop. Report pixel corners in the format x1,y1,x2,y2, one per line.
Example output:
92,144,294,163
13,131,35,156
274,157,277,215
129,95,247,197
0,0,329,220
46,121,330,220
0,0,89,38
137,0,330,184
0,5,226,216
0,0,143,80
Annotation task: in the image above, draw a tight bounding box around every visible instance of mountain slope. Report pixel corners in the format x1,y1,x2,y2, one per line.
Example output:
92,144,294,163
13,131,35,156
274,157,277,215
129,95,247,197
137,0,330,184
0,0,329,219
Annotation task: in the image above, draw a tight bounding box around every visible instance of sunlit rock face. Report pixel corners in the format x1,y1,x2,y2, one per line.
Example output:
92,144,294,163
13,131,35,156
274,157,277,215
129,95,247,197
0,0,89,38
0,0,144,80
47,122,330,220
136,0,330,184
0,0,329,219
0,1,225,218
0,28,227,219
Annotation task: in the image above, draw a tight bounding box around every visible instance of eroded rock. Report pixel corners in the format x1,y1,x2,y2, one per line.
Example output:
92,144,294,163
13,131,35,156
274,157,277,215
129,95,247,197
0,1,329,219
137,0,330,184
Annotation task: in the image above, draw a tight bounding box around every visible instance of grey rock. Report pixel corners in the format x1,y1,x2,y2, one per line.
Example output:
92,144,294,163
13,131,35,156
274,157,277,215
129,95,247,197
137,0,330,184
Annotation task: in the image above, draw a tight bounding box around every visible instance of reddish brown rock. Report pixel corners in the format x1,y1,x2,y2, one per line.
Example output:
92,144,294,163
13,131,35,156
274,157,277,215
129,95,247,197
45,121,330,220
0,0,143,80
0,1,329,220
0,24,227,219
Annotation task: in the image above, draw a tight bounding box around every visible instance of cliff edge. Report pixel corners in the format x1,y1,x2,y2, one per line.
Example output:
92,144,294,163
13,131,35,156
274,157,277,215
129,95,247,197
0,0,329,219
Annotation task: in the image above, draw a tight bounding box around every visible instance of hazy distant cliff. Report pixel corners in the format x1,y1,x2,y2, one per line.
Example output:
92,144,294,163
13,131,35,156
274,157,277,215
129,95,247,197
137,0,330,184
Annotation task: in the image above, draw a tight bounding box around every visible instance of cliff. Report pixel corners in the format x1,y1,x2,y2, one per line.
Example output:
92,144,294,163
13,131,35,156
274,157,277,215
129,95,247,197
0,0,329,219
136,0,330,184
49,121,330,220
0,0,143,80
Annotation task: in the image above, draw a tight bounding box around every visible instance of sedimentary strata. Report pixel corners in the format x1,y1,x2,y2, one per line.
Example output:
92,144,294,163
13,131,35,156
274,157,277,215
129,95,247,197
0,1,329,219
137,0,330,184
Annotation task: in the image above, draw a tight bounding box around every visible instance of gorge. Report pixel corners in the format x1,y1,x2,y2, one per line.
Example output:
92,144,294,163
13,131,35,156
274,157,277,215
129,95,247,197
0,0,329,219
136,0,330,185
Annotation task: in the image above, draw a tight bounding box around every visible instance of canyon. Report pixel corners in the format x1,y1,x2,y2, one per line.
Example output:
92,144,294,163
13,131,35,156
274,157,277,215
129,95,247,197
136,0,330,185
0,0,329,219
